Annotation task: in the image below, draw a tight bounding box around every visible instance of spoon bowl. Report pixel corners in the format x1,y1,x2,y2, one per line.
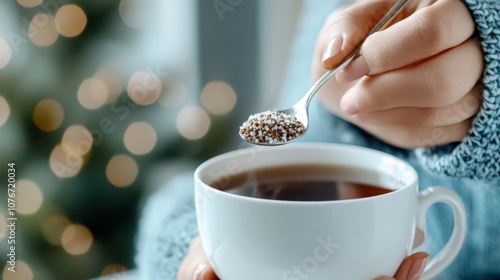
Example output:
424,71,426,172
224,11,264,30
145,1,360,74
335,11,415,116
238,105,308,146
239,55,355,146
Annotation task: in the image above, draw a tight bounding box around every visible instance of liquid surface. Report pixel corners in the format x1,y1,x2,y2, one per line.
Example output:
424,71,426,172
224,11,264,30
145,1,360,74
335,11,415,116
210,164,393,201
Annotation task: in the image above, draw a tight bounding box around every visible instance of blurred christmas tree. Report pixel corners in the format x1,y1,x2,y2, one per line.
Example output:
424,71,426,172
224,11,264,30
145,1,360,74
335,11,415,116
0,0,245,279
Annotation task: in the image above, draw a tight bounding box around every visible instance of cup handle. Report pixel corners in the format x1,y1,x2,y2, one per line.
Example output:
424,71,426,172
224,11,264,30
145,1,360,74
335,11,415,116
416,187,467,280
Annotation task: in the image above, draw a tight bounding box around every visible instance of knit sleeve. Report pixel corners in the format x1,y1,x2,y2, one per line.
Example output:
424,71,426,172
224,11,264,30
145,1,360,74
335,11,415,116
135,172,198,280
414,0,500,180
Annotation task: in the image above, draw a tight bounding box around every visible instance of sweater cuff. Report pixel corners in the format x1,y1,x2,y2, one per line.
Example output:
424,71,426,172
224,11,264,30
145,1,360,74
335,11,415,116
135,173,199,280
415,0,500,180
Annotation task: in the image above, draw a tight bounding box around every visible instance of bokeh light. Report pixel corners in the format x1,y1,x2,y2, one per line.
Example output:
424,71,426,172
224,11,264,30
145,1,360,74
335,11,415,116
3,260,33,280
124,122,157,155
95,67,122,104
62,125,93,156
49,144,83,178
55,5,87,38
77,78,109,110
119,0,153,28
61,224,93,255
159,77,188,108
0,39,12,69
42,215,70,245
176,106,211,140
127,71,161,105
16,180,43,215
28,14,59,47
33,99,64,132
0,212,5,240
16,0,42,8
106,155,138,187
0,95,10,127
200,81,237,115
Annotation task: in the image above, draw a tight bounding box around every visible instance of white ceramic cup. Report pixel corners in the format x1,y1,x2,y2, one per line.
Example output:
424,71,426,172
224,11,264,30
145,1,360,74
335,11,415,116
194,143,466,280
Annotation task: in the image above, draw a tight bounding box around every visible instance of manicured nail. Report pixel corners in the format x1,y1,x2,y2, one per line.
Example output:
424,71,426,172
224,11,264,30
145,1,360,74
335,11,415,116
193,263,208,280
407,256,428,280
322,35,343,62
341,91,361,115
336,56,370,83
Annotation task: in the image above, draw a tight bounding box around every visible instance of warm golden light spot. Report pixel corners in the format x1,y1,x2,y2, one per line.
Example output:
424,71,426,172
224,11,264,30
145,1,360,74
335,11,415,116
201,81,237,115
3,260,33,280
16,0,42,8
77,78,108,110
55,4,87,37
127,71,161,105
95,68,122,104
42,215,70,245
124,122,157,155
33,99,64,132
61,224,93,255
0,39,12,69
159,77,188,108
119,0,153,28
176,106,211,140
0,95,10,127
62,125,93,156
100,264,127,276
49,144,83,178
0,212,5,240
106,155,138,187
28,14,58,47
16,180,43,215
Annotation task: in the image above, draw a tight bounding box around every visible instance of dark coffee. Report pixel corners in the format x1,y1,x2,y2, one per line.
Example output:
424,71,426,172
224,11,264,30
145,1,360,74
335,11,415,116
210,164,393,201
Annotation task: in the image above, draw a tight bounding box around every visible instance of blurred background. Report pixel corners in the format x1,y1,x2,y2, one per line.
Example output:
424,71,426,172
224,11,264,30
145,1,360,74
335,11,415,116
0,0,305,279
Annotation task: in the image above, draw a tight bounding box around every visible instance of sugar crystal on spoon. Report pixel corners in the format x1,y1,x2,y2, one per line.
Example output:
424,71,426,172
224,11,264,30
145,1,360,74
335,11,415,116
239,110,305,144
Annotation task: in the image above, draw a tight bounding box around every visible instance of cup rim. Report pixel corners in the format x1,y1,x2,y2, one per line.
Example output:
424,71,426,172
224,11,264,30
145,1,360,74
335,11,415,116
194,143,418,205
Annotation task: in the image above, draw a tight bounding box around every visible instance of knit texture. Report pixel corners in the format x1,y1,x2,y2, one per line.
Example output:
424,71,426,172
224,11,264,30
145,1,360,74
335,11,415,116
415,0,500,180
135,173,198,280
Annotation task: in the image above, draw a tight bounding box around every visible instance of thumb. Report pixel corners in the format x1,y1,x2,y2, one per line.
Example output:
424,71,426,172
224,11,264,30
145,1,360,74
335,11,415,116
193,263,218,280
321,0,397,70
375,252,429,280
393,252,429,280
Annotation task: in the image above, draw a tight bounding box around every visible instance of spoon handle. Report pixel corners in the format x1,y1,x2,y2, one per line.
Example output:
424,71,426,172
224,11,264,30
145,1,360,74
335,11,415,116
297,0,412,109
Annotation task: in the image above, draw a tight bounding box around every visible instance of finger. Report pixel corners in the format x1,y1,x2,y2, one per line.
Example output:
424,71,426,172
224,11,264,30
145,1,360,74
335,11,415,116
177,253,217,280
393,252,429,280
357,118,473,149
375,276,395,280
318,0,399,69
375,252,429,280
177,237,218,280
349,85,482,128
338,0,475,83
340,38,483,115
414,87,481,127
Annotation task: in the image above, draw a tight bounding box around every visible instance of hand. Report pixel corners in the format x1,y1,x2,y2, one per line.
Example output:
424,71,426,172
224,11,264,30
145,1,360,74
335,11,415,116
178,236,428,280
313,0,483,149
376,252,429,280
177,236,218,280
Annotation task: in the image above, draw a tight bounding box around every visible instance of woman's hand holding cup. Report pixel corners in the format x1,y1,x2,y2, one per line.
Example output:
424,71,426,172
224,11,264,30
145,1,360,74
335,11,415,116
177,236,429,280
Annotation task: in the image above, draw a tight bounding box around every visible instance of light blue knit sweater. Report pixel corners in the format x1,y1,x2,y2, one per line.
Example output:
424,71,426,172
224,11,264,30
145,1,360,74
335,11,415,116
135,0,500,279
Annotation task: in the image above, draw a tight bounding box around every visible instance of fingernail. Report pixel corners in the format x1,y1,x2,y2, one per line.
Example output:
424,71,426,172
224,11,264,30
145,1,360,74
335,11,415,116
322,35,343,62
407,256,428,280
337,56,370,83
341,91,361,115
193,263,208,280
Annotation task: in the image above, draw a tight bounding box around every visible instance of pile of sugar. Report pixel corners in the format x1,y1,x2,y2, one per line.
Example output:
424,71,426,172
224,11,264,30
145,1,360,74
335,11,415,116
239,110,305,144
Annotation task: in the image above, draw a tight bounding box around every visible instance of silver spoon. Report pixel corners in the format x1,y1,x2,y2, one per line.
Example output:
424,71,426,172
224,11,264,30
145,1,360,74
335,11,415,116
240,0,411,146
